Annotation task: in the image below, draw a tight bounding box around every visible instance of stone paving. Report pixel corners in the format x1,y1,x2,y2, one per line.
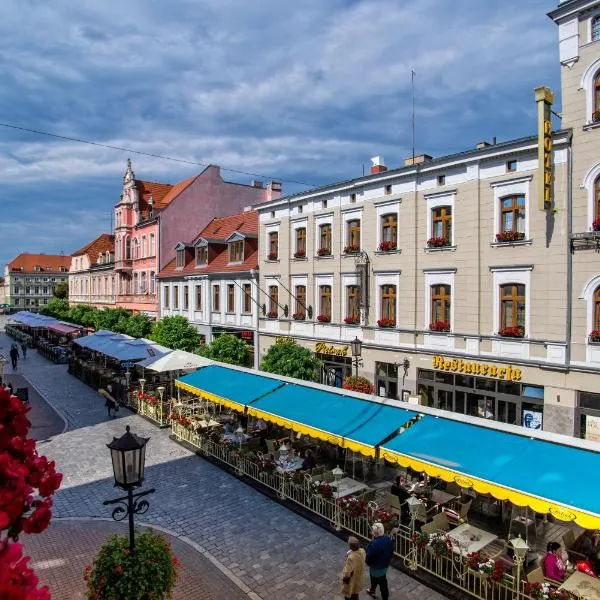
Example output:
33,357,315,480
0,320,449,600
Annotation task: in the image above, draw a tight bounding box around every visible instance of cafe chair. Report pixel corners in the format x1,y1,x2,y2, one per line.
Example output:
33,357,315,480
443,499,472,525
311,467,324,480
526,567,545,584
421,521,438,535
445,482,462,498
432,512,451,532
322,470,334,484
361,489,377,504
266,439,278,454
562,530,587,564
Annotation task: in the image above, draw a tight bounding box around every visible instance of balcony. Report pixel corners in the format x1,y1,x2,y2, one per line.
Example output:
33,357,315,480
571,229,600,252
114,258,132,272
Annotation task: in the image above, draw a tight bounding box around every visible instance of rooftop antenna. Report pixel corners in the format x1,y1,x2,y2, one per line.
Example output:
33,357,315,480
411,68,416,163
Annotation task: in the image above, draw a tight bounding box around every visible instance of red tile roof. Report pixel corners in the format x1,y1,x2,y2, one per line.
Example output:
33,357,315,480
71,233,115,264
135,180,174,219
158,210,258,278
8,253,71,274
160,176,197,206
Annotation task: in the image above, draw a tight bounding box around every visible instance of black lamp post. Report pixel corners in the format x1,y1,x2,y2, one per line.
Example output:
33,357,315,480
104,426,155,553
350,337,363,377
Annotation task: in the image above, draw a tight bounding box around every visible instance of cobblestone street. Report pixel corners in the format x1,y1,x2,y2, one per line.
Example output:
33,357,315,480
0,322,448,600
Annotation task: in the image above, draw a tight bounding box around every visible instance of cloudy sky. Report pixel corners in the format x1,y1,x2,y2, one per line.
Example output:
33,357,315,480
0,0,559,269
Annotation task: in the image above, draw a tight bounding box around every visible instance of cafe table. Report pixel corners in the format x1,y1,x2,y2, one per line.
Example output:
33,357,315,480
559,570,600,599
448,523,498,557
333,477,369,499
276,456,304,474
430,489,457,506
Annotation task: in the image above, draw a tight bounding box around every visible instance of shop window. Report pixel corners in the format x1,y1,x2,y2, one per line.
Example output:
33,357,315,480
212,285,220,312
498,195,525,240
227,284,235,313
196,285,202,311
475,377,496,392
268,285,278,315
430,206,452,245
380,214,398,248
346,285,360,322
435,371,454,385
229,241,244,263
196,246,208,266
498,380,521,395
375,362,399,400
319,285,331,320
295,285,306,317
499,283,525,335
522,402,543,430
183,285,189,310
594,16,600,42
345,219,361,252
318,224,332,255
173,285,179,309
243,283,252,313
295,228,306,257
268,232,278,260
430,284,451,329
522,385,544,399
380,284,396,322
455,375,474,388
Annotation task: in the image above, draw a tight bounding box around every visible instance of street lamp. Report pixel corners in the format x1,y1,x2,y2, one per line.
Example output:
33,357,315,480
510,535,529,592
350,337,363,377
104,426,155,553
407,495,423,571
332,465,344,530
139,378,146,394
157,386,165,424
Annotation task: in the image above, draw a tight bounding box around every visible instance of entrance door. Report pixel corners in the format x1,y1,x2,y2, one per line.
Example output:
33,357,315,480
321,364,345,388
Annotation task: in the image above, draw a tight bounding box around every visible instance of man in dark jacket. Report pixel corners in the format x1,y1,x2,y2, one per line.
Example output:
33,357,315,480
365,522,394,600
9,344,19,370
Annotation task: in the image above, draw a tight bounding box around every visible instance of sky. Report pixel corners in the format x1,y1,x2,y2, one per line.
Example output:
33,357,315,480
0,0,560,269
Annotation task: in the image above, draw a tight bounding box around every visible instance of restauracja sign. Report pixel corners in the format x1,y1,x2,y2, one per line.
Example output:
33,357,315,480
315,342,349,357
432,355,522,382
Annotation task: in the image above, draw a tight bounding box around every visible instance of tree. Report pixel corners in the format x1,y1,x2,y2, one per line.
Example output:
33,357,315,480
93,308,132,332
196,334,249,366
150,315,200,351
260,338,321,381
53,281,69,299
67,304,97,326
124,314,153,338
40,298,69,319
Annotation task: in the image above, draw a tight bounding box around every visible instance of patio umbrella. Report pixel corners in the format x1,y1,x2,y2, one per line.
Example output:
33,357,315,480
137,350,212,372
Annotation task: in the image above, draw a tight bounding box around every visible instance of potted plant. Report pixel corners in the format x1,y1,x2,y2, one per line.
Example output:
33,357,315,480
316,314,331,323
377,318,396,328
267,251,278,261
337,496,367,519
498,326,525,338
343,244,360,254
523,582,571,600
84,531,179,600
426,532,453,559
590,330,600,343
593,218,600,231
427,236,450,248
292,312,306,320
317,247,331,256
496,230,525,242
378,240,397,252
466,552,506,584
294,250,306,259
429,321,450,332
266,310,278,319
343,376,375,394
344,315,359,325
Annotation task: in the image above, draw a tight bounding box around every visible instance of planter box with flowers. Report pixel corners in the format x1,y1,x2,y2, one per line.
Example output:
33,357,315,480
310,481,334,499
293,250,306,259
377,319,396,328
372,509,399,533
267,252,278,261
589,330,600,344
316,314,331,323
343,376,375,394
378,240,397,252
266,310,278,319
427,237,450,248
344,315,360,325
343,245,360,254
416,532,453,559
337,496,367,519
466,552,507,584
496,231,525,242
523,582,572,600
593,218,600,232
498,326,525,338
317,247,332,256
292,312,306,320
429,321,450,333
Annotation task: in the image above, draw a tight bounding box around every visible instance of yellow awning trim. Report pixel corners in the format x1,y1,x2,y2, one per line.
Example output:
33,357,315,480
247,406,376,457
175,381,246,412
380,448,600,530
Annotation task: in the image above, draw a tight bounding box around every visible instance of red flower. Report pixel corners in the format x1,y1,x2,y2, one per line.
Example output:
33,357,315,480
427,236,450,248
317,247,331,256
429,321,450,332
343,245,360,254
498,326,525,338
377,319,396,328
378,240,397,252
593,218,600,231
344,315,359,325
316,314,331,323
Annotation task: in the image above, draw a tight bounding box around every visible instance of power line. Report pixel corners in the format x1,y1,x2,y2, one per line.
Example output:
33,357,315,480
0,122,318,188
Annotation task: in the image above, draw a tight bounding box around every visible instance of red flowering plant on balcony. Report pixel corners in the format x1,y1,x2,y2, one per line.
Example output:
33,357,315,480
168,410,193,429
429,321,450,332
344,315,360,325
343,376,375,395
310,481,333,499
377,318,396,328
496,230,525,242
466,552,507,584
266,310,278,319
337,496,367,519
378,240,397,252
427,236,450,248
317,247,331,256
498,326,525,338
343,245,360,254
372,509,399,533
267,251,278,261
589,330,600,343
0,387,62,599
292,312,305,320
293,250,306,259
523,582,572,600
316,314,331,323
593,218,600,232
136,390,160,405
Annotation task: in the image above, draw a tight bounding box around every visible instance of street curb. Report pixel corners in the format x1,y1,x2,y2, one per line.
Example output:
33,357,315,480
54,516,264,600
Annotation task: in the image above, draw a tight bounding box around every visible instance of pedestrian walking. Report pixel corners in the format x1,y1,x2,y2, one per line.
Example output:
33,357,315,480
366,522,394,600
9,344,19,370
98,385,117,418
341,536,365,600
20,342,27,360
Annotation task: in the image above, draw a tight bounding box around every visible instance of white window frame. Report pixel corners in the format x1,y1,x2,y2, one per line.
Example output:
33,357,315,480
425,190,456,244
580,274,600,340
149,233,155,257
343,208,362,250
376,199,401,248
314,274,333,318
490,266,532,337
265,224,279,259
424,270,455,331
315,214,333,255
292,218,308,256
583,161,600,229
375,272,400,323
580,58,600,124
341,273,359,319
587,11,600,43
491,176,531,241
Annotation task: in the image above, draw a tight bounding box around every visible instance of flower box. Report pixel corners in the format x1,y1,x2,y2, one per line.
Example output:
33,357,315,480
496,231,525,242
316,314,331,323
266,310,278,319
589,330,600,343
292,312,306,320
343,245,360,254
267,252,278,261
317,247,331,256
429,321,450,332
343,376,375,394
344,315,359,325
427,237,450,248
377,319,396,328
378,240,397,252
498,326,525,338
293,251,306,259
466,552,506,584
593,218,600,232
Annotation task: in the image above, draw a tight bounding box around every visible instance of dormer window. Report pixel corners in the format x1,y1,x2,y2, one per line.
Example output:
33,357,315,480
229,240,244,263
46,266,53,272
59,267,67,273
34,266,41,272
176,249,185,268
196,246,208,266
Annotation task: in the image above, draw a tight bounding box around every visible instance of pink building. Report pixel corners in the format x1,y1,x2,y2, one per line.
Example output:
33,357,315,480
114,160,281,318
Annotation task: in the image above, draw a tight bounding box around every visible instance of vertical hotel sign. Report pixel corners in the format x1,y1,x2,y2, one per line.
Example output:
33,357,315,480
535,86,555,211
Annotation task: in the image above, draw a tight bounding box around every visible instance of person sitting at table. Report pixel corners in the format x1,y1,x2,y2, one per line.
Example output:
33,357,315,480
572,530,600,572
390,476,411,523
255,418,267,432
543,542,566,582
302,449,316,471
223,421,234,434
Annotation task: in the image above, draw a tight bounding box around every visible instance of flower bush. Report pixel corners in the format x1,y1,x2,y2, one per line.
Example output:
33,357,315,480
292,312,305,320
169,411,193,429
466,552,506,583
316,314,331,323
496,230,525,242
593,218,600,231
343,376,375,394
136,391,160,406
293,250,306,259
372,510,399,533
377,319,396,328
343,245,360,254
0,542,50,599
85,530,179,600
337,496,367,519
413,531,430,550
523,582,572,600
310,481,333,499
498,326,525,338
427,236,450,248
589,330,600,342
266,310,278,319
429,321,450,332
344,315,359,325
378,240,397,252
267,251,278,261
317,247,331,256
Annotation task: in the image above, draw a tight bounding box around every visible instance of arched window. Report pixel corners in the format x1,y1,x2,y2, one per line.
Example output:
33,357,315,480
594,286,600,332
595,71,600,119
595,175,600,222
593,16,600,42
149,233,155,256
125,237,131,260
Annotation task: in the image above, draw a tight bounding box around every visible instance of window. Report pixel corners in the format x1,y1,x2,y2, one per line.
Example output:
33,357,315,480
594,287,600,331
183,285,189,310
141,236,147,258
295,285,306,317
595,71,600,117
125,238,131,260
133,238,139,259
350,193,356,204
319,285,331,319
196,246,208,266
346,219,361,251
243,283,252,313
506,160,517,173
437,175,446,186
270,211,275,219
431,284,451,327
381,214,398,244
229,241,244,263
295,228,306,257
268,285,279,315
150,271,155,294
432,206,452,243
212,285,220,312
500,284,525,332
227,284,235,312
319,224,332,254
149,234,155,256
385,184,392,196
298,205,303,214
173,285,179,309
346,285,360,321
322,199,328,209
268,232,278,259
593,15,600,41
140,272,147,293
595,176,600,221
176,249,185,268
500,195,525,236
195,285,203,311
381,285,396,322
132,273,138,295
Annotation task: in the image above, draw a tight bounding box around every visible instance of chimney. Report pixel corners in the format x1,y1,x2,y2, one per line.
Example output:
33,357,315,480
370,156,388,174
492,136,497,145
476,141,491,150
251,180,263,188
267,180,282,201
404,153,433,167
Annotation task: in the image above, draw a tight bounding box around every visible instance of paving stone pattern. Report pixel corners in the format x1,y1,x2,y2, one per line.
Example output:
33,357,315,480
0,322,449,600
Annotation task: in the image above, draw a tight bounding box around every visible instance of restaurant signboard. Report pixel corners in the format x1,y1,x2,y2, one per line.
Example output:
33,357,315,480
432,355,522,382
